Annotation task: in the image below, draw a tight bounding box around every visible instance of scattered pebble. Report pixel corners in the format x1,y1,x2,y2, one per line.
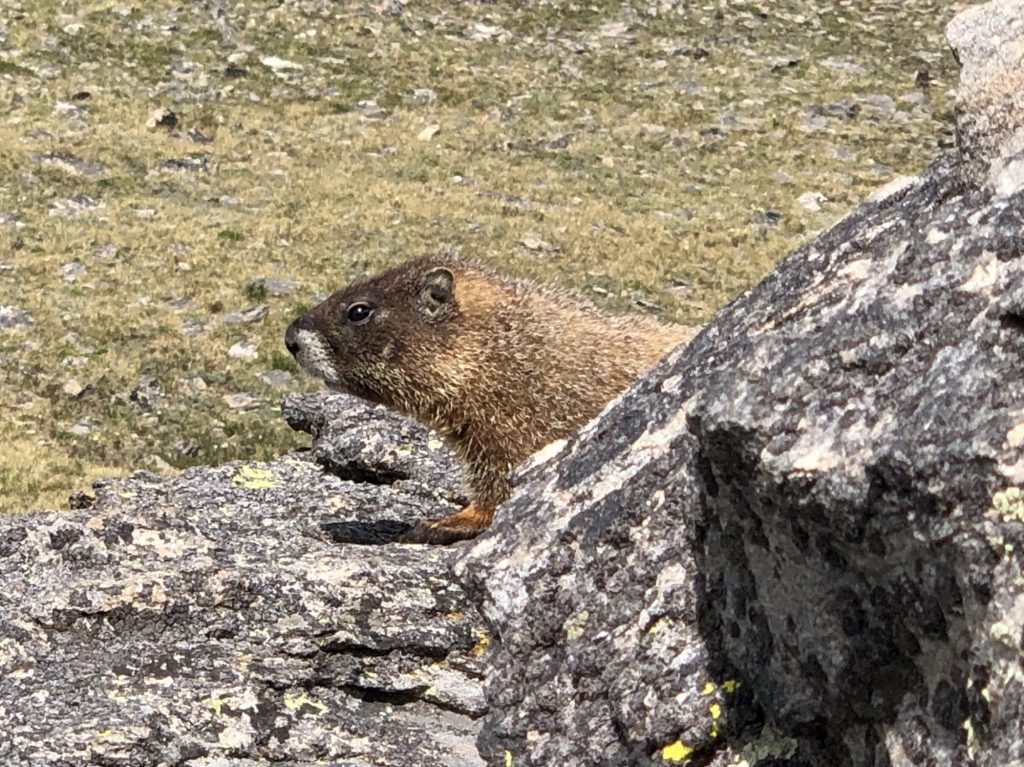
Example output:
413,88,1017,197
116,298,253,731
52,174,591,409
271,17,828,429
260,370,294,389
666,277,693,295
166,297,194,311
63,379,84,397
33,152,105,177
70,417,98,437
797,191,827,211
147,454,175,473
129,375,162,411
752,210,784,226
859,93,897,117
820,56,865,74
260,55,303,73
225,305,268,325
49,195,102,217
0,306,33,329
53,101,86,118
59,261,87,281
257,277,297,296
223,392,260,409
356,100,388,119
598,21,631,39
158,155,210,172
521,235,558,252
417,124,441,141
183,128,214,144
468,22,506,41
228,341,259,361
146,108,178,129
632,295,664,313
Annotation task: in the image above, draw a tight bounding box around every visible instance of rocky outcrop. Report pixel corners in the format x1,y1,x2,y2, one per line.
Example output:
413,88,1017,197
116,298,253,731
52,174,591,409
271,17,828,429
948,0,1024,193
0,395,485,766
457,2,1024,765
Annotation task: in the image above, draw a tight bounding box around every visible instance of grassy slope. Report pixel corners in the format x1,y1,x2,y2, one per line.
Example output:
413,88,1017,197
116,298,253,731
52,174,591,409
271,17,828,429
0,0,959,511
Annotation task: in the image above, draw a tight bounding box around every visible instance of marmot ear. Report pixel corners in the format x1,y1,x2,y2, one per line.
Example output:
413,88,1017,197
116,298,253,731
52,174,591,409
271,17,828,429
418,267,455,318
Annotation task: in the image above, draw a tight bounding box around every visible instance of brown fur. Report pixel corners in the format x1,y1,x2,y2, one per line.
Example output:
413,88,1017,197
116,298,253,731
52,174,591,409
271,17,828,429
285,257,692,544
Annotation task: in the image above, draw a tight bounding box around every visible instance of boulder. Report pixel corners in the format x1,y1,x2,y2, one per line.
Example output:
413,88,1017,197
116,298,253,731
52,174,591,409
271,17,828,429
455,1,1024,765
0,396,485,766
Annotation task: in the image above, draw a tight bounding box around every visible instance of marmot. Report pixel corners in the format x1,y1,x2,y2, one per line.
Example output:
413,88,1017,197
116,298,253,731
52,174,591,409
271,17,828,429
285,257,692,544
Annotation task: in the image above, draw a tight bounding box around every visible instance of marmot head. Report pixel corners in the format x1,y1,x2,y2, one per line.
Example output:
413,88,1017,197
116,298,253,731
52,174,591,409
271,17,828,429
285,258,461,406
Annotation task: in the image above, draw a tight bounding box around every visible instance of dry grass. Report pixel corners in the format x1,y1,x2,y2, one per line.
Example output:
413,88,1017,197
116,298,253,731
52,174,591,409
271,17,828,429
0,0,960,511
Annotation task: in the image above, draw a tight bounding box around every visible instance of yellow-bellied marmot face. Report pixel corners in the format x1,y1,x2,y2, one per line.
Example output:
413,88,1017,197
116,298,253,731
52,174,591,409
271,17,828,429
285,260,458,405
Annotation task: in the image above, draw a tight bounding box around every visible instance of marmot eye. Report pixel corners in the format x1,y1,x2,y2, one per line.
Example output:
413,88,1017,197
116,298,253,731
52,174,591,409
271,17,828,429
346,303,374,323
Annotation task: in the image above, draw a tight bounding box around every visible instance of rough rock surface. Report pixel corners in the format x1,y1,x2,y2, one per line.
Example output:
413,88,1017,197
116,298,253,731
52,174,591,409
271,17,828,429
0,397,485,766
948,0,1024,193
455,3,1024,766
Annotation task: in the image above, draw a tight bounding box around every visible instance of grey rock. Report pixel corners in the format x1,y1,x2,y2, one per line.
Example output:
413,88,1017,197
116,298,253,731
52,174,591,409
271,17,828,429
70,416,98,436
259,276,298,296
356,100,388,119
467,22,506,42
49,194,102,217
59,260,87,281
0,455,486,765
181,317,206,336
166,296,195,311
454,4,1024,764
283,392,466,505
129,374,162,411
146,107,178,129
947,0,1024,191
225,304,269,325
821,56,866,74
858,93,897,116
221,392,260,409
260,369,295,389
32,151,105,177
410,87,438,104
53,100,86,118
159,154,211,172
0,305,32,329
228,341,259,360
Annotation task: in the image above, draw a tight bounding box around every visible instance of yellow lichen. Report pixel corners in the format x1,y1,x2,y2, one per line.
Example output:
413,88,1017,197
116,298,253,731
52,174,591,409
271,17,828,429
231,465,280,489
992,486,1024,522
209,694,225,714
565,610,589,641
472,629,491,656
284,691,327,714
701,681,716,695
964,717,977,760
661,740,694,762
721,679,741,693
504,749,513,767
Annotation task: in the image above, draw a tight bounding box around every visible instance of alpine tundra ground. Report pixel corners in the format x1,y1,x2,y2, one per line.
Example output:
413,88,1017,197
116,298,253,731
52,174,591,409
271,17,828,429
0,0,959,510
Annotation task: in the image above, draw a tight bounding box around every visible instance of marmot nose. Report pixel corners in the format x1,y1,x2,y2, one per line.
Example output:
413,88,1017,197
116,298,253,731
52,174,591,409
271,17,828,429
285,315,314,357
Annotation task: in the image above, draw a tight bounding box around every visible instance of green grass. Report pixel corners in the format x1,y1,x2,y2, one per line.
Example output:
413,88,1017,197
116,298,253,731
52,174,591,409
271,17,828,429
0,0,961,511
